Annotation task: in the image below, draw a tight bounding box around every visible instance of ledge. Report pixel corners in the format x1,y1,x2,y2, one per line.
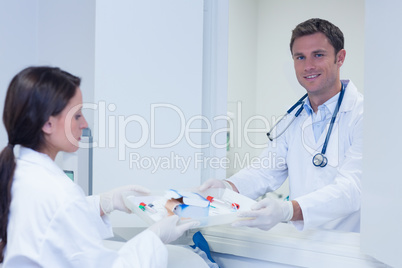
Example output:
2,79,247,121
192,223,387,268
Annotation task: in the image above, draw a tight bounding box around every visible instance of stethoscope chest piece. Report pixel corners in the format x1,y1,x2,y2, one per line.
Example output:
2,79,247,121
312,153,328,167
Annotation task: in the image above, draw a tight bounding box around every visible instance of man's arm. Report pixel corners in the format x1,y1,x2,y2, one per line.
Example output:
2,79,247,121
226,180,239,193
291,200,303,221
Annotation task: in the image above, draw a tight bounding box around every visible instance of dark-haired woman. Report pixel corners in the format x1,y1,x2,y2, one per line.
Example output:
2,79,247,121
0,66,197,267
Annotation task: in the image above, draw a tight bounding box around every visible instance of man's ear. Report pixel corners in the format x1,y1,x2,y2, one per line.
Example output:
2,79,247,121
336,49,346,67
42,117,55,135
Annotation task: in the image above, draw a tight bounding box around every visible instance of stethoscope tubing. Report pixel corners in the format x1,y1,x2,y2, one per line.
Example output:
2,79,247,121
266,82,346,167
320,85,345,155
267,94,307,141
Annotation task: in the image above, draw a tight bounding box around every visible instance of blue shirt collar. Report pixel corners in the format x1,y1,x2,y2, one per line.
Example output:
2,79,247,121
303,91,340,117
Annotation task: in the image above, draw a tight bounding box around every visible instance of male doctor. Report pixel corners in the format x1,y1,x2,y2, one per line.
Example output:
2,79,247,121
200,18,363,233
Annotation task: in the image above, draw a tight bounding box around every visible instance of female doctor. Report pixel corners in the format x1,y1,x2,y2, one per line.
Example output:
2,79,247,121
0,66,197,267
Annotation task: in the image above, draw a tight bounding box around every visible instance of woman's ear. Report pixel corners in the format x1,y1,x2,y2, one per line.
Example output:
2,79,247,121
42,117,55,135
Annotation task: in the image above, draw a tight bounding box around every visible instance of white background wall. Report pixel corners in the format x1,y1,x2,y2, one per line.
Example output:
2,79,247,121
93,0,205,226
36,0,96,128
226,0,259,177
0,0,96,146
0,1,37,147
362,0,402,267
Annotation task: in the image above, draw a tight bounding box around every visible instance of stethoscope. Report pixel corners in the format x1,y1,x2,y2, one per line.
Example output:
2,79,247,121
267,82,345,168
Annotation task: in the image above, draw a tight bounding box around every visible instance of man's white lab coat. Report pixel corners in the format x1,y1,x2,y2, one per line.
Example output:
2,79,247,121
229,80,363,232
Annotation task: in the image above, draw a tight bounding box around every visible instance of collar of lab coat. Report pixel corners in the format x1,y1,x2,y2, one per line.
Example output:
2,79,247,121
296,79,359,147
339,79,359,113
17,147,66,177
303,79,358,115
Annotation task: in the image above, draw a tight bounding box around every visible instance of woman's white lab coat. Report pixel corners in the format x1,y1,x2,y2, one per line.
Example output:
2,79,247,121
228,80,363,232
4,147,168,267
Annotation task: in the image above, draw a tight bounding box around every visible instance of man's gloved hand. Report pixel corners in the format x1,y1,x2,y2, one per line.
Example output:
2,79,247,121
100,185,151,214
198,178,233,192
232,198,294,231
148,215,199,244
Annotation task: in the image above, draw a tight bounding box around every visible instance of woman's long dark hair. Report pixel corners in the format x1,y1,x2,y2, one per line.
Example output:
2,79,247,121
0,66,81,262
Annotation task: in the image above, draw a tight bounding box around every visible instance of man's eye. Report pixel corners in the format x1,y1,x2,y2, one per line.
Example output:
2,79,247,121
75,114,81,120
315,54,323,58
296,56,305,60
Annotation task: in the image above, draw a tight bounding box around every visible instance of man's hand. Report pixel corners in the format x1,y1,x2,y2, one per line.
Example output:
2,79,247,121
232,197,293,231
148,215,199,244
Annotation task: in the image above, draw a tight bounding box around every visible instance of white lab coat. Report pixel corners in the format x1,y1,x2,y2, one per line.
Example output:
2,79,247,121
228,80,363,232
4,147,168,267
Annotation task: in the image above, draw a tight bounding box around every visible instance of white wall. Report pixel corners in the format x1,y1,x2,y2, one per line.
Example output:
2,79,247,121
93,0,205,226
0,0,96,187
361,0,402,267
36,0,96,129
227,0,259,177
0,1,38,147
201,0,229,183
0,0,95,147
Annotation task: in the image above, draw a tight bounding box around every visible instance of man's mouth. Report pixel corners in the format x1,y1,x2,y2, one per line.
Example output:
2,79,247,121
305,74,320,79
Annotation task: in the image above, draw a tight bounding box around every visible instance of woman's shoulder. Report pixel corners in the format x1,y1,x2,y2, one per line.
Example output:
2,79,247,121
14,156,84,206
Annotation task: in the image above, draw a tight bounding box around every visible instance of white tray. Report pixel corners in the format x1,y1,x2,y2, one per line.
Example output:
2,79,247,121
123,188,256,228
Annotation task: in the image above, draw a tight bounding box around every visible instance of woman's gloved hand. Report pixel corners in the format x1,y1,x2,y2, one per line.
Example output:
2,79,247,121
100,185,151,214
198,178,234,192
148,215,199,244
232,198,294,231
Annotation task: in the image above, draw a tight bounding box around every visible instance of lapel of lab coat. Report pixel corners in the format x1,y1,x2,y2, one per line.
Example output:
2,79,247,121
299,80,358,155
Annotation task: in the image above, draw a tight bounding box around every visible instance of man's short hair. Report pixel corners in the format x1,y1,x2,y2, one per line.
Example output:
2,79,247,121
290,18,344,56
